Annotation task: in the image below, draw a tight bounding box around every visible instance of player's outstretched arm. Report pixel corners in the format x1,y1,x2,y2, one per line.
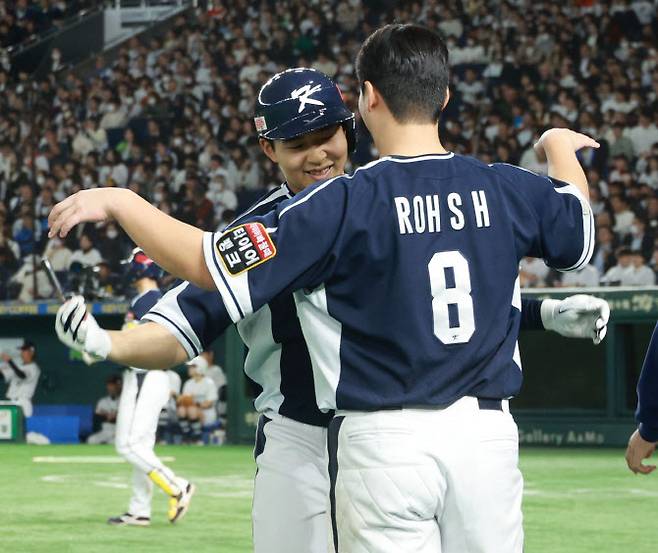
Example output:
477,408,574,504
55,296,188,370
47,189,214,290
534,128,600,200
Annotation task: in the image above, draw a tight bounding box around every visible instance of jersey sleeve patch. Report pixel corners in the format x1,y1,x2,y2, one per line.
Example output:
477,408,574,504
215,223,276,276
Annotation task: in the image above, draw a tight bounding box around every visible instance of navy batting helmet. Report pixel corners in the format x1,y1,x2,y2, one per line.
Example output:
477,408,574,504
122,247,163,283
254,68,356,152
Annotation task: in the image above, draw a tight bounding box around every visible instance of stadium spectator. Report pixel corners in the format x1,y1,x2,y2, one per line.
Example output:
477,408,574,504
560,264,601,288
601,248,655,286
176,356,218,445
200,349,227,423
519,257,550,288
625,217,654,261
68,233,102,269
629,251,657,286
8,256,53,301
0,2,657,295
626,111,658,157
42,237,71,271
87,374,122,445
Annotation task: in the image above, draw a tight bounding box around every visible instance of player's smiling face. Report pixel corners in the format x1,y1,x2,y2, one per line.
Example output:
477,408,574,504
260,124,348,193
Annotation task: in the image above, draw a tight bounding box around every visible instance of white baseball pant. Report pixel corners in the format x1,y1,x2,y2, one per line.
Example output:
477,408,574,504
329,396,523,553
253,413,331,553
115,369,175,518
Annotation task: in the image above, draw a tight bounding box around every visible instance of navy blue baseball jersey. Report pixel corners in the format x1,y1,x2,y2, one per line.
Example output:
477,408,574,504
144,184,333,426
635,322,658,442
128,289,163,322
199,153,593,412
125,288,163,374
144,165,585,423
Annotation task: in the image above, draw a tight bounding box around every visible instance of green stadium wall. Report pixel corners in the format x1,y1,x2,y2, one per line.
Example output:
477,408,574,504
1,288,656,446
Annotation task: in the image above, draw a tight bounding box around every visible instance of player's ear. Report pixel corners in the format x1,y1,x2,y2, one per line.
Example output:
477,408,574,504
362,81,379,112
259,138,278,163
442,87,450,110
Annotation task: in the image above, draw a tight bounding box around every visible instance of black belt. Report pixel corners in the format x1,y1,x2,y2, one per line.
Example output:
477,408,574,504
477,398,503,411
367,397,504,412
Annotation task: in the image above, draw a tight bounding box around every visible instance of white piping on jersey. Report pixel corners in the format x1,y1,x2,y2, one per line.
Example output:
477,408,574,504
293,286,342,412
511,275,521,311
222,183,292,230
488,162,536,174
553,184,594,272
236,305,286,416
278,154,454,220
130,287,159,309
220,260,254,319
202,231,242,322
141,281,202,359
489,162,594,273
511,275,522,372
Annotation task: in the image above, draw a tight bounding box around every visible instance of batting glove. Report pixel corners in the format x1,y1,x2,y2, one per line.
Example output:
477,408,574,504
540,294,610,344
55,296,112,362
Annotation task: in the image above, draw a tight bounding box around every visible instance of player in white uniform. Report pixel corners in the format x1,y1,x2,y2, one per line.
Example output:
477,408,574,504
176,356,218,443
100,250,194,526
87,374,121,444
157,369,182,444
52,67,609,553
0,340,40,417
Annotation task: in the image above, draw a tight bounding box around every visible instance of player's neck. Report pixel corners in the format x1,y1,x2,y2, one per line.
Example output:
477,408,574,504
373,123,448,158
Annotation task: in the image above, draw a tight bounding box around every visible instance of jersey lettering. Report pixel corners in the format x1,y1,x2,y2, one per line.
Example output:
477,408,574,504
394,191,489,235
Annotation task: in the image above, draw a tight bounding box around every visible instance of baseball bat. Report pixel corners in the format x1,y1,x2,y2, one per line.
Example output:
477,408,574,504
41,256,66,303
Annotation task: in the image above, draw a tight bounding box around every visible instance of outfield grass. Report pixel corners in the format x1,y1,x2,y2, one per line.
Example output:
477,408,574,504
1,445,657,552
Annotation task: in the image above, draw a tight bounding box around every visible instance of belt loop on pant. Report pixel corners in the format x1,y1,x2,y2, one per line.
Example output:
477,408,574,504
477,398,503,411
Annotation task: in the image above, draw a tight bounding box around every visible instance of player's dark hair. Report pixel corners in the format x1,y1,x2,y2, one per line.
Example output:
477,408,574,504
356,23,449,124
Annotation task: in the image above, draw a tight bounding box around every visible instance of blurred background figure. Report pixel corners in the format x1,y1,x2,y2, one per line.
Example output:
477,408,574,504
176,356,218,445
0,340,40,417
87,374,122,445
201,349,227,427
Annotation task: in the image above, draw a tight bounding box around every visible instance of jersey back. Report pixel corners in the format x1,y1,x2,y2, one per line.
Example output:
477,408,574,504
203,154,593,412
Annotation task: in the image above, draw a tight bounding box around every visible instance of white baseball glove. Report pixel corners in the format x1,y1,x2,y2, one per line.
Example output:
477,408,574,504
540,294,610,344
55,296,112,362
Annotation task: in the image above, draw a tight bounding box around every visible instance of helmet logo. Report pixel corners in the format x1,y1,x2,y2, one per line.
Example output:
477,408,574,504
291,84,324,113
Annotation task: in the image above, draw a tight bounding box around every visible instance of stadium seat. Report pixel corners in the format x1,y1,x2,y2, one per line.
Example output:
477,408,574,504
26,415,80,444
31,404,94,440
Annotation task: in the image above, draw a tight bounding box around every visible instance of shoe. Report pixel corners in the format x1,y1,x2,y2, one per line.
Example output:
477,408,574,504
107,513,150,527
168,482,195,523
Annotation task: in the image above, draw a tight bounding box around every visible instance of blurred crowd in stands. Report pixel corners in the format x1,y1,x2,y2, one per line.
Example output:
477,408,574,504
0,0,657,301
0,1,94,50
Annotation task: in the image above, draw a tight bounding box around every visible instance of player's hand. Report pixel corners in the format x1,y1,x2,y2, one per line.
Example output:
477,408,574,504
1,352,10,362
533,128,600,160
48,189,122,239
625,429,657,475
541,295,610,344
55,296,112,362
